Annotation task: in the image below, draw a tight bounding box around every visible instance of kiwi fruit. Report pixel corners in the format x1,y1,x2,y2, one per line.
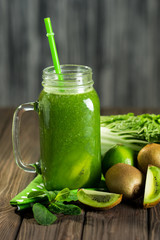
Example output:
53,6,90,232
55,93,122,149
143,165,160,208
137,143,160,174
77,189,122,210
105,163,144,199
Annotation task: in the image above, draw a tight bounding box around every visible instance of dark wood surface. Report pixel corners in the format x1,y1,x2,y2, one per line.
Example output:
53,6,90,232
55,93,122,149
1,0,160,108
1,107,160,240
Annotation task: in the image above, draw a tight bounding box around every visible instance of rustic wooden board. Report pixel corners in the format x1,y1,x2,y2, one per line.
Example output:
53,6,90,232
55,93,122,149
0,109,22,240
82,203,148,240
149,205,160,240
0,108,38,239
17,212,85,240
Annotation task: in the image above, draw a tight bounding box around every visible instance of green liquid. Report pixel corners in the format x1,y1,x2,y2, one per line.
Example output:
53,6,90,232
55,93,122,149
38,88,101,190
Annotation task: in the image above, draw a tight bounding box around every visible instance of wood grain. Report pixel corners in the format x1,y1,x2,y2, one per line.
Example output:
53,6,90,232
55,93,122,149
149,205,160,240
0,109,22,240
0,108,38,239
1,0,160,108
17,212,85,240
82,203,148,240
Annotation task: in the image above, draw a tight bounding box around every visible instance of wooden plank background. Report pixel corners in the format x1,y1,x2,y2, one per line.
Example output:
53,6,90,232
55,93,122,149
0,0,160,108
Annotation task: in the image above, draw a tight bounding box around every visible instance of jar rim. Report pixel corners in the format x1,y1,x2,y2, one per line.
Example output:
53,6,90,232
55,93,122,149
43,64,92,77
42,64,93,94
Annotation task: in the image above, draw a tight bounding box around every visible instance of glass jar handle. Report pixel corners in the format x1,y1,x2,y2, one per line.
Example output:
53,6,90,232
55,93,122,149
12,102,37,173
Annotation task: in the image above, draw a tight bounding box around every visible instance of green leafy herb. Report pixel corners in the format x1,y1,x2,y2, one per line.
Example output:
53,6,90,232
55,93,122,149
28,191,46,198
101,113,160,155
33,203,57,225
64,190,78,202
28,190,56,202
48,203,61,214
45,191,57,202
55,188,70,201
49,202,81,215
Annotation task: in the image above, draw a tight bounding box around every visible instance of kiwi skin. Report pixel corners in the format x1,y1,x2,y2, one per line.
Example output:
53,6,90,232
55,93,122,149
137,143,160,174
105,163,144,199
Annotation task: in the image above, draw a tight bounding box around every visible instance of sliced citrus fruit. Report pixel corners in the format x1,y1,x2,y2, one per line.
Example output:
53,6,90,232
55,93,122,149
102,144,135,176
77,189,122,210
143,165,160,208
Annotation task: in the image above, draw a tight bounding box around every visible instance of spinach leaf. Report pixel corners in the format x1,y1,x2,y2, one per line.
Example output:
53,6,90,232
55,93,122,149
33,203,57,226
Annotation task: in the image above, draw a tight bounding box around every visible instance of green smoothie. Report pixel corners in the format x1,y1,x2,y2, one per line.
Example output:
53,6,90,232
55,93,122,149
38,88,101,190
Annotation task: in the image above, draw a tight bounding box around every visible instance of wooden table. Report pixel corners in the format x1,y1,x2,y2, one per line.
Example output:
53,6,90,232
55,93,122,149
1,107,160,240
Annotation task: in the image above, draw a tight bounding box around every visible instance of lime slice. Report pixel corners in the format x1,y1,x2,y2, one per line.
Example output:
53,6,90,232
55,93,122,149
102,144,135,176
77,189,122,210
144,165,160,208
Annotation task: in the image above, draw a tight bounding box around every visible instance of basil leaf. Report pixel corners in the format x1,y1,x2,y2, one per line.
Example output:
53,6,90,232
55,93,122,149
49,202,81,215
33,203,57,226
55,188,70,201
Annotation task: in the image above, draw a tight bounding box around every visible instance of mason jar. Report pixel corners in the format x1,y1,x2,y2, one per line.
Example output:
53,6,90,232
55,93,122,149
12,65,101,190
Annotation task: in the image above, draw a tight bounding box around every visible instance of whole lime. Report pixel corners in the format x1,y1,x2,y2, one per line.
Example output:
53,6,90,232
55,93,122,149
102,144,135,176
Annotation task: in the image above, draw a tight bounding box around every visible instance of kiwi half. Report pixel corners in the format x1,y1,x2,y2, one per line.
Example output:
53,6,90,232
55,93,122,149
77,189,122,210
143,165,160,208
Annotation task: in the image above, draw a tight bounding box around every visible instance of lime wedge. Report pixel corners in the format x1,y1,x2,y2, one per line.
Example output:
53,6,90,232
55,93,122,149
144,165,160,208
77,189,122,210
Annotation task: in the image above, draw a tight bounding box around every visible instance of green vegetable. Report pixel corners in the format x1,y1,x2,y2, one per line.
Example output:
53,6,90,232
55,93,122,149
55,188,70,201
28,190,56,202
63,189,78,202
33,203,57,225
45,191,57,202
49,202,81,215
10,175,81,225
101,113,160,155
28,188,80,225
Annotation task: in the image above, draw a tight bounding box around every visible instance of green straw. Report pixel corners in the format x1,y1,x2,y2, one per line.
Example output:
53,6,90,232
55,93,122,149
44,17,63,80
